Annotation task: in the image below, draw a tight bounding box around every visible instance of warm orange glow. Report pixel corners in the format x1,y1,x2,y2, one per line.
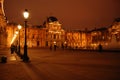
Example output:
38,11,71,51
23,9,29,19
10,31,19,44
18,24,22,30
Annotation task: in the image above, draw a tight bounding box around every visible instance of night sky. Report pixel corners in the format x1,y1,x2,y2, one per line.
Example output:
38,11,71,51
4,0,120,30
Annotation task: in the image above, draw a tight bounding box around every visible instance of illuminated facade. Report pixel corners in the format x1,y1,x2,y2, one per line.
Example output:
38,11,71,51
105,20,120,50
45,16,65,48
26,26,47,48
6,23,47,48
0,0,7,48
90,28,109,49
3,18,120,51
65,20,120,50
6,16,65,48
66,30,85,49
6,23,17,47
1,0,120,50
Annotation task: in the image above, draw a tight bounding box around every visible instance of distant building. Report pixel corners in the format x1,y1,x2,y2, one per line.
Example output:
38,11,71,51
65,20,120,50
105,20,120,50
6,16,65,48
44,16,65,48
6,23,47,48
0,0,120,51
66,30,88,49
90,27,109,50
3,18,120,51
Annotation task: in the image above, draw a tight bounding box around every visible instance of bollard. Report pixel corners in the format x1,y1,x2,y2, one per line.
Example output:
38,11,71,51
1,56,7,63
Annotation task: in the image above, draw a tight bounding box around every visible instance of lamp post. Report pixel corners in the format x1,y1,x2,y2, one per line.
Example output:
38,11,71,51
17,24,22,55
23,9,29,62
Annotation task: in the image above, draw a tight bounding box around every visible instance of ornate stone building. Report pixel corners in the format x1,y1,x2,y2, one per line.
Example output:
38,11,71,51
6,23,47,48
6,16,65,48
44,16,65,48
105,19,120,50
26,26,47,48
1,0,120,51
6,18,120,51
66,30,91,49
0,0,7,48
90,28,110,49
6,23,17,47
65,19,120,50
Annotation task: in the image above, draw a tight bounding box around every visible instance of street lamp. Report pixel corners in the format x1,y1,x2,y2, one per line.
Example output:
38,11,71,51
23,9,29,62
17,24,22,56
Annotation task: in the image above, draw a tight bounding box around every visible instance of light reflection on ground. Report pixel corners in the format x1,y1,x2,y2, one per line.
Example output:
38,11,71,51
9,55,16,61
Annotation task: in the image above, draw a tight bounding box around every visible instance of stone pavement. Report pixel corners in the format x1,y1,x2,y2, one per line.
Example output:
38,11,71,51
0,48,120,80
0,48,30,80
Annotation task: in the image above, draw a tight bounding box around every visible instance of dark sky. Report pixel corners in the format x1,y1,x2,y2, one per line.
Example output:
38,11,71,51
4,0,120,30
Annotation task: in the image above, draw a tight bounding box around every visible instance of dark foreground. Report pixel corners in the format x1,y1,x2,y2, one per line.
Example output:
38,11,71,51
0,48,120,80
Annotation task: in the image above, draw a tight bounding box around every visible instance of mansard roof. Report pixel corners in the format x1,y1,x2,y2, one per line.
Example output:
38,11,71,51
47,16,58,22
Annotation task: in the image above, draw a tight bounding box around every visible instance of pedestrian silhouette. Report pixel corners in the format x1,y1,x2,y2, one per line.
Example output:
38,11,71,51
10,44,15,54
50,44,52,50
54,44,57,51
98,44,102,52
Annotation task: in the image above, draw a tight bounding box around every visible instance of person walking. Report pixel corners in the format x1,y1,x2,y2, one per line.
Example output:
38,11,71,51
54,44,57,51
98,44,102,52
10,44,15,54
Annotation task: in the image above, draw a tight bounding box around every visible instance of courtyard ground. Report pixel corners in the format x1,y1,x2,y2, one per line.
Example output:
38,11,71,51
0,48,120,80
